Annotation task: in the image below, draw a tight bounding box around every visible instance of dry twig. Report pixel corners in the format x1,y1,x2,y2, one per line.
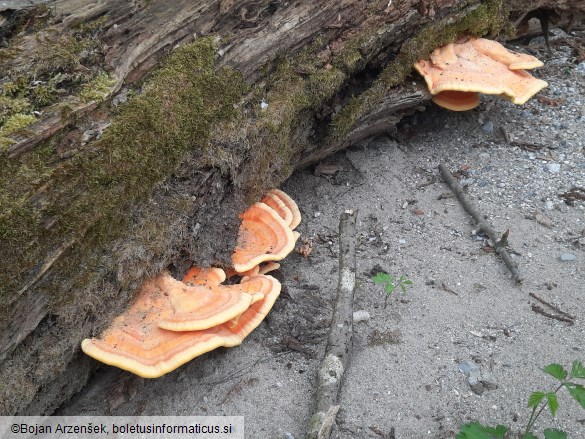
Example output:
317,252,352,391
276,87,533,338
531,305,575,324
438,164,523,284
529,292,576,322
307,210,357,439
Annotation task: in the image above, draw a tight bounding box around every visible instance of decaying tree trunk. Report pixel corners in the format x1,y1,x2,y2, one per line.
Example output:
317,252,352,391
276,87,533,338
0,0,583,416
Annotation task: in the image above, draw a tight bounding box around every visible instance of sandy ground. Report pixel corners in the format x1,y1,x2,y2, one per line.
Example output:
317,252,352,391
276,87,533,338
58,34,585,438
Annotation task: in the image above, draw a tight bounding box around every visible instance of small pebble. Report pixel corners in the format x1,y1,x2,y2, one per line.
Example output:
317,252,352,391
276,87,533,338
559,253,576,261
398,239,406,244
481,121,494,133
284,433,295,439
458,361,478,375
353,310,371,323
544,163,561,173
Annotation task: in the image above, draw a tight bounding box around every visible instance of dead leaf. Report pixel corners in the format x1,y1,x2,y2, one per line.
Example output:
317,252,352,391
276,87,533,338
314,162,344,177
317,47,331,64
535,213,553,228
329,38,345,54
536,95,564,106
559,187,585,206
296,237,313,258
438,192,454,200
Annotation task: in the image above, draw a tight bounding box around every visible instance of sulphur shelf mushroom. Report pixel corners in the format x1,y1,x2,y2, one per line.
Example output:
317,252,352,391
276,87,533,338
81,273,281,378
261,192,294,228
82,189,300,378
231,202,296,273
414,37,548,111
269,189,301,230
156,272,260,332
182,266,226,286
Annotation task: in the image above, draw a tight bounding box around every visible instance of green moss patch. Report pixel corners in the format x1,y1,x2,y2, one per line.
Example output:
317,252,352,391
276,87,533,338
330,0,510,141
238,40,363,200
0,113,36,149
0,37,247,304
0,15,109,138
79,72,116,103
0,0,512,309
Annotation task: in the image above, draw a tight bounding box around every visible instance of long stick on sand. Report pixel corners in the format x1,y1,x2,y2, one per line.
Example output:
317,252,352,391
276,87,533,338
306,210,358,439
438,163,523,284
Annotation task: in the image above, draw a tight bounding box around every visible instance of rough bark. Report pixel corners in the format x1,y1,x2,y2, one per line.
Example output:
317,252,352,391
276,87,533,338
0,0,583,416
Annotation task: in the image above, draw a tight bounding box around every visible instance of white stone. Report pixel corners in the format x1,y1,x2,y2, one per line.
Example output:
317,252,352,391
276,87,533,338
353,310,371,322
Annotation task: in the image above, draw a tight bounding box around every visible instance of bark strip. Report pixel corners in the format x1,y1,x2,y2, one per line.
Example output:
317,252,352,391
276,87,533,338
307,210,357,439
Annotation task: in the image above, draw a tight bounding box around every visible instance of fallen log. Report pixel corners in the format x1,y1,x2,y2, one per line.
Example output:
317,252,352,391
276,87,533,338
0,0,583,415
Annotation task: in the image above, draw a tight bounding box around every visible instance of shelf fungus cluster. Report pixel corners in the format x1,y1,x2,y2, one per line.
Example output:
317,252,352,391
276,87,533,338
82,189,301,378
414,37,548,111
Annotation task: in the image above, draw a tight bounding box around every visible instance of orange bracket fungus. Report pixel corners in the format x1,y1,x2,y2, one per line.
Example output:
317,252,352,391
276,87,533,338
182,266,226,286
414,37,548,111
155,273,259,332
258,261,280,275
81,273,240,379
261,192,294,228
81,273,281,378
231,202,296,273
82,189,300,378
269,189,301,230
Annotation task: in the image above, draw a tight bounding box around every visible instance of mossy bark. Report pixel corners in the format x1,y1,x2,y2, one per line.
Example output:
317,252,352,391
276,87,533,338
0,0,582,416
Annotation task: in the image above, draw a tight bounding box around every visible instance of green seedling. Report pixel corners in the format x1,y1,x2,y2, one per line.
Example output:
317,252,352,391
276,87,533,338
457,360,585,439
371,272,412,307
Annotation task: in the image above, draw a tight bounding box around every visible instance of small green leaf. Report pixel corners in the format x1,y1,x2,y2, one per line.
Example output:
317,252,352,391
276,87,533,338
546,392,559,417
456,422,508,439
542,363,568,381
571,361,585,379
398,276,412,293
385,283,395,295
528,391,546,408
521,434,539,439
565,383,585,409
543,428,567,439
372,272,391,284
